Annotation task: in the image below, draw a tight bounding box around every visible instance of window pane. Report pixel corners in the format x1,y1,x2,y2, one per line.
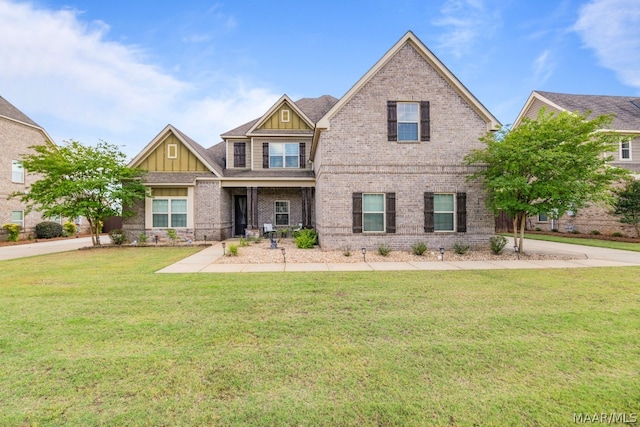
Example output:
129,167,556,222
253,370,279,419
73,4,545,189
398,103,418,121
275,201,289,213
270,156,283,168
363,194,384,211
398,123,418,141
269,144,284,156
171,199,187,213
11,211,23,224
12,160,24,183
152,199,168,213
434,213,454,231
171,214,187,228
285,155,298,168
275,213,289,226
285,144,299,156
434,194,454,211
364,213,384,232
153,214,168,227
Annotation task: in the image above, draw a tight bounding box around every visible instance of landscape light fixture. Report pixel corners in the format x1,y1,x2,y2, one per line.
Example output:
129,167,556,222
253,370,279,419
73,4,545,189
204,235,207,246
362,247,367,262
281,247,286,263
514,245,520,259
439,247,445,261
221,241,226,255
155,235,158,246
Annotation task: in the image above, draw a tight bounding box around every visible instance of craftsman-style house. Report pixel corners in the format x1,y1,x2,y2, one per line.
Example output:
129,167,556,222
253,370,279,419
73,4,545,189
125,31,501,250
514,90,640,235
0,96,54,239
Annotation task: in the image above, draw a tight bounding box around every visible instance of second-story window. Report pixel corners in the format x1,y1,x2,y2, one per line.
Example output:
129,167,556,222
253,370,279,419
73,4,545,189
387,100,430,142
269,143,299,168
397,103,419,141
621,140,631,160
12,160,24,183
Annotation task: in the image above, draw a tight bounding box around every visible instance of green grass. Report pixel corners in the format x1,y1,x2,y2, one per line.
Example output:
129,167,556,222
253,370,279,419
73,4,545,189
1,248,639,426
524,233,640,252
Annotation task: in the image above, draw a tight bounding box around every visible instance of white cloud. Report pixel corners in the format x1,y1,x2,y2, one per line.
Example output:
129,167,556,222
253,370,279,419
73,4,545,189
532,49,554,85
574,0,640,88
0,0,278,157
432,0,500,58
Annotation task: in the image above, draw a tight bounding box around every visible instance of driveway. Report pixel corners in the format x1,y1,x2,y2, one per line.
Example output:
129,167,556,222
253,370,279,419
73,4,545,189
0,236,97,261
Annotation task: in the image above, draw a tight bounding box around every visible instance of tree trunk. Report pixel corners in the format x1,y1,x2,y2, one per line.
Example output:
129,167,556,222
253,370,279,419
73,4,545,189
519,213,526,253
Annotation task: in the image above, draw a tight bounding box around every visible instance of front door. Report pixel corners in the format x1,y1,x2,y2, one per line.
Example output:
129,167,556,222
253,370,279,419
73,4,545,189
234,195,247,237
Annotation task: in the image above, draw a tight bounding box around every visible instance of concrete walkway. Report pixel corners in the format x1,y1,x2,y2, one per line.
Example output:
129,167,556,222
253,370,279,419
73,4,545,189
0,235,100,261
157,238,640,273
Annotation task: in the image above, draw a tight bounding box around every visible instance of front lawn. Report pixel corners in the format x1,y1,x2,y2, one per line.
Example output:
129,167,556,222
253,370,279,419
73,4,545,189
1,248,638,426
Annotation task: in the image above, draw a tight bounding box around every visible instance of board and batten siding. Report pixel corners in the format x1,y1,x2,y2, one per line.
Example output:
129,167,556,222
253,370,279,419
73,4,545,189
137,134,208,172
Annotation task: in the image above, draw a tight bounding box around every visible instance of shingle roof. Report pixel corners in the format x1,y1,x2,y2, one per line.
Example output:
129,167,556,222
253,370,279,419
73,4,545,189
536,91,640,131
0,95,40,127
220,95,338,137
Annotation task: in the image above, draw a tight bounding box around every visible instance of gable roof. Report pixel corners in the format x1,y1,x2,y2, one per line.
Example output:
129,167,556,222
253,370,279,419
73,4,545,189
315,31,501,132
221,95,338,138
129,124,224,176
514,91,640,132
0,95,40,127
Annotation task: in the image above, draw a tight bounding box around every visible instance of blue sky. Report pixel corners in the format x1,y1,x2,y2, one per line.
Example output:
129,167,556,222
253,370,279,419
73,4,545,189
1,0,639,159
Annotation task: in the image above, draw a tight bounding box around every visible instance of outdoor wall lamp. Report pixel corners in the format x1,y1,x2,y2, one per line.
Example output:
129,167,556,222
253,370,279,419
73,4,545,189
362,247,367,262
221,241,226,255
439,247,445,261
281,247,286,263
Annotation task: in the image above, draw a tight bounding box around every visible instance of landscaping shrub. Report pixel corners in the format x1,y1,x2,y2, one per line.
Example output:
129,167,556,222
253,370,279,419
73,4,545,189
343,246,352,257
2,223,20,242
377,244,391,256
108,229,127,245
453,241,470,255
239,237,250,247
35,221,63,239
62,221,77,237
167,229,179,244
489,235,507,254
590,230,601,235
411,242,427,256
138,233,148,245
612,232,624,237
227,244,238,256
295,228,318,249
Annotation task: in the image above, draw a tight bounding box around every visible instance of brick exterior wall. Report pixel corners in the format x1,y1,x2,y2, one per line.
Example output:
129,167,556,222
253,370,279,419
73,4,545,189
314,43,496,250
0,118,50,240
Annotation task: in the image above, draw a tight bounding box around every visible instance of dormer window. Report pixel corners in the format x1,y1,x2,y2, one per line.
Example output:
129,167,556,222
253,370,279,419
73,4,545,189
281,109,290,123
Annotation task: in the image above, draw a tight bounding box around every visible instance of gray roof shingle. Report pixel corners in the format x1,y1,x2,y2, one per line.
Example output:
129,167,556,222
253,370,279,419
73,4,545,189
536,91,640,131
0,95,40,127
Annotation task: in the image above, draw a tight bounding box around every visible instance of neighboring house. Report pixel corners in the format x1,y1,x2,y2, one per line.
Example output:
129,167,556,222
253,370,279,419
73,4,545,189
513,90,640,235
0,96,55,239
125,31,501,250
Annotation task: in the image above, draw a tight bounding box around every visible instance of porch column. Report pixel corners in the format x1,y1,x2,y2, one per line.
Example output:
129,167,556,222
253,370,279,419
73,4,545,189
301,187,313,228
247,186,258,229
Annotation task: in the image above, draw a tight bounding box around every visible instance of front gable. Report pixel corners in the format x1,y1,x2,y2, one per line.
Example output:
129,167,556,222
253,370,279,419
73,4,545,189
248,95,314,136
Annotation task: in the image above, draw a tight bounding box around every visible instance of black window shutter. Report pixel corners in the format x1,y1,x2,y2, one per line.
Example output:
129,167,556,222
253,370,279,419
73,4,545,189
424,192,434,233
353,192,363,233
387,101,397,141
262,143,269,169
457,192,467,233
299,143,306,169
420,101,430,141
234,142,246,168
386,192,396,233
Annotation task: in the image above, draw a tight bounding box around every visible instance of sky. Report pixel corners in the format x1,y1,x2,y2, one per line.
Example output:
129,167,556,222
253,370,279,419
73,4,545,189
1,0,639,160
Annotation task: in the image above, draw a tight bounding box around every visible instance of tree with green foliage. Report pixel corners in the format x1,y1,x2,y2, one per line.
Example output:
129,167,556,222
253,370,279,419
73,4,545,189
465,109,629,252
612,179,640,237
10,140,149,246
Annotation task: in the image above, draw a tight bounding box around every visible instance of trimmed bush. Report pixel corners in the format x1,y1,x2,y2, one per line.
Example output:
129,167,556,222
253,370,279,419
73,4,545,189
612,232,624,237
109,229,127,245
2,223,20,242
453,241,470,255
589,230,601,235
62,221,77,237
295,228,318,249
489,235,507,255
411,242,427,256
377,244,391,256
35,221,63,239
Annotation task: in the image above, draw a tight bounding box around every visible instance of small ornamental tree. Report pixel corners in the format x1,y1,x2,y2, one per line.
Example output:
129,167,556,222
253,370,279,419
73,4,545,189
612,179,640,237
10,140,149,246
465,109,629,252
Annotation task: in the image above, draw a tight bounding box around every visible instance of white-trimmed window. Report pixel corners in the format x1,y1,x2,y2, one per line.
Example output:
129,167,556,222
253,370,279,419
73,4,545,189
434,193,455,232
152,198,187,227
12,160,24,183
269,143,299,168
363,193,385,232
397,102,419,141
167,144,178,159
275,200,290,226
11,211,24,228
621,140,631,160
281,109,290,123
